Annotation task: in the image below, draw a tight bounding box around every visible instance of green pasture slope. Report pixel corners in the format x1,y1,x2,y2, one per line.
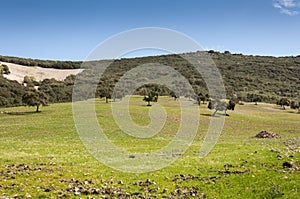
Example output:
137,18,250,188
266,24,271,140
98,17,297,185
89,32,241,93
0,97,299,198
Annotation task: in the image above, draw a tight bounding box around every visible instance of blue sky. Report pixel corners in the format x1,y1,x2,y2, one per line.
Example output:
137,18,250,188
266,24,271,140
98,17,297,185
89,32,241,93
0,0,300,60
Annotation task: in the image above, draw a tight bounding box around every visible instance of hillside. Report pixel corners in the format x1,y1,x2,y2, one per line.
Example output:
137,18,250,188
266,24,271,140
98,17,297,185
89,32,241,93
211,52,300,101
0,51,299,107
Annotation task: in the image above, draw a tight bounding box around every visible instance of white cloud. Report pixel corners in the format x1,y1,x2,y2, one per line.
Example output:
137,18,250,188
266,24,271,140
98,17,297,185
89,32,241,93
281,0,297,7
273,0,300,16
281,8,299,15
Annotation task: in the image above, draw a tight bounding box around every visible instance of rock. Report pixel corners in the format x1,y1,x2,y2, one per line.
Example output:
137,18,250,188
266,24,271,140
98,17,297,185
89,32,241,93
219,169,250,175
224,164,234,168
283,162,293,168
74,191,81,196
162,188,168,193
118,180,123,185
91,188,101,194
44,188,51,192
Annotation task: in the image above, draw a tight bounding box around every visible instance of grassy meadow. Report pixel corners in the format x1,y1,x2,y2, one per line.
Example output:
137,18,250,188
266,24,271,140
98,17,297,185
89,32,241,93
0,96,299,198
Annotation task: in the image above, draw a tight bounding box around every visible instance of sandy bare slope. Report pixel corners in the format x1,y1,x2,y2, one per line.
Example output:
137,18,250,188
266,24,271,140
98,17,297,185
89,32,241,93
1,61,83,83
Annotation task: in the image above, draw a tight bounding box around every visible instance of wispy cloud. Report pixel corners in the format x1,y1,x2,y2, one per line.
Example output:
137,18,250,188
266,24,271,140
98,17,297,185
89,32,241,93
273,0,300,16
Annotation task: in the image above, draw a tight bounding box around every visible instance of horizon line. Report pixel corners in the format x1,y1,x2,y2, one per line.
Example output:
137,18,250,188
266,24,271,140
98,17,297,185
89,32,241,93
0,50,300,62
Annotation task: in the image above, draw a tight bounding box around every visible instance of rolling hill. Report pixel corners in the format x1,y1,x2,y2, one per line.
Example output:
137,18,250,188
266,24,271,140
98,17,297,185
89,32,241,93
0,51,299,107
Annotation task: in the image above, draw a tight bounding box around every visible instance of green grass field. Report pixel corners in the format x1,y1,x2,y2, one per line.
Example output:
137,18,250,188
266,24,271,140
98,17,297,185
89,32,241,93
0,97,299,198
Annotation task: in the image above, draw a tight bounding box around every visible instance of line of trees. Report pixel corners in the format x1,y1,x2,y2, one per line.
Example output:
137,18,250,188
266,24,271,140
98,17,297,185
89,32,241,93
1,72,299,115
1,51,299,103
277,97,300,113
0,55,82,69
1,50,299,114
0,73,75,111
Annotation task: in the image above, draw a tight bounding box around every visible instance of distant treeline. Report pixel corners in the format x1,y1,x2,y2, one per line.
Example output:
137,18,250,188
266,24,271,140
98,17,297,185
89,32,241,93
0,55,82,69
0,75,76,107
0,51,299,107
0,76,24,107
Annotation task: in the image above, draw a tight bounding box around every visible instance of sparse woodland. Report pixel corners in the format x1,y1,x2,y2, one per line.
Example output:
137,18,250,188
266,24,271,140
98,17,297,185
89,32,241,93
0,51,299,108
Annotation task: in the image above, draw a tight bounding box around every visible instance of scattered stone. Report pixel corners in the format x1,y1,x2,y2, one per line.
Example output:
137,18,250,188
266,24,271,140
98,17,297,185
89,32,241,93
283,138,300,153
255,131,280,139
240,160,248,167
74,191,81,196
91,188,101,194
44,188,51,192
224,164,234,168
270,149,280,153
118,180,123,185
218,169,250,175
59,178,128,197
173,174,200,181
171,186,207,198
133,179,156,186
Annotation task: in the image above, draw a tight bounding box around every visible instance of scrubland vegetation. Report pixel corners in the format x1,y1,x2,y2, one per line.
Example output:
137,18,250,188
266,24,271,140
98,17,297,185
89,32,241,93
1,51,299,108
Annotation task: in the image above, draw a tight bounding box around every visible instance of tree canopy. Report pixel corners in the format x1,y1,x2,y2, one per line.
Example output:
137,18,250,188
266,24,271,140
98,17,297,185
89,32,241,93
22,88,48,112
0,64,10,75
208,99,235,116
143,90,158,106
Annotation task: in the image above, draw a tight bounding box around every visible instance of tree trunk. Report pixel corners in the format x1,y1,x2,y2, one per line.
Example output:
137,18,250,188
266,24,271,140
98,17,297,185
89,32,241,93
212,110,217,116
106,97,108,103
147,101,151,106
225,110,229,116
36,105,39,112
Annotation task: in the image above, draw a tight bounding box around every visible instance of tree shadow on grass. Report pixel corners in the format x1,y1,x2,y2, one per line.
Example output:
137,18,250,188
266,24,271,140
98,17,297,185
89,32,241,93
287,111,300,114
200,113,221,117
5,111,41,115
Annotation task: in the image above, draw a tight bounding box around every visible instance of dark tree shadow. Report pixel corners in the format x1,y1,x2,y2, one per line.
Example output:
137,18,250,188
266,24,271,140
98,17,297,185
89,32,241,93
6,111,41,115
200,113,221,117
287,111,300,114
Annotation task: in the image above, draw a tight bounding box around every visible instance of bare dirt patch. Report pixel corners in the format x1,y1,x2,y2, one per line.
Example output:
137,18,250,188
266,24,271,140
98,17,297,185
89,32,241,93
1,62,83,83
